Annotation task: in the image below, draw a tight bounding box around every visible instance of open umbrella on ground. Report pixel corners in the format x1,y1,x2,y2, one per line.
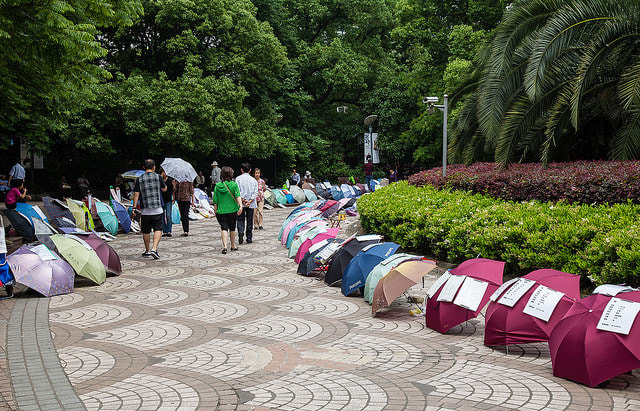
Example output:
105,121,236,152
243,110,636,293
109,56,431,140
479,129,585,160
364,253,424,303
41,197,75,228
2,209,36,242
50,234,106,285
285,219,327,249
484,269,580,346
303,189,318,202
7,244,74,297
320,200,338,212
264,188,277,206
273,189,287,205
295,227,340,263
66,199,94,231
325,235,383,286
94,200,119,236
297,238,344,276
372,259,438,315
342,242,401,296
122,170,145,179
78,233,122,275
549,290,640,387
288,225,327,258
425,258,505,333
330,185,344,200
15,203,50,224
110,200,131,233
160,158,197,182
321,201,341,218
289,185,307,203
281,211,321,245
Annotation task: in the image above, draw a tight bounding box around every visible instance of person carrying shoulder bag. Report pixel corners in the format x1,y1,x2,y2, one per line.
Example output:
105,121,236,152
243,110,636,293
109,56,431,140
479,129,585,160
212,166,243,254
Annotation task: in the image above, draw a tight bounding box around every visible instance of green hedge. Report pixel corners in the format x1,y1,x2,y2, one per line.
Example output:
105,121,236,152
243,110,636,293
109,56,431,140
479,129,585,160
358,182,640,288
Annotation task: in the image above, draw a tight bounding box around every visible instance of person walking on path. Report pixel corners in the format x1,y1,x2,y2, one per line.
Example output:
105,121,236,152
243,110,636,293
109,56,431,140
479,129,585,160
8,159,25,187
132,159,166,259
362,155,374,189
236,162,258,244
210,161,221,189
253,168,266,230
175,179,194,237
160,169,175,237
212,166,243,254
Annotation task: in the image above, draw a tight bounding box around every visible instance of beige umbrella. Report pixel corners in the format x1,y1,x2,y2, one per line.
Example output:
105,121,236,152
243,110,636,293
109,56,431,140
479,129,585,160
372,259,437,315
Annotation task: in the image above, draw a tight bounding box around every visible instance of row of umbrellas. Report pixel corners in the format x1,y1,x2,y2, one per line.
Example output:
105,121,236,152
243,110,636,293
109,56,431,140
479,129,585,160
278,201,640,388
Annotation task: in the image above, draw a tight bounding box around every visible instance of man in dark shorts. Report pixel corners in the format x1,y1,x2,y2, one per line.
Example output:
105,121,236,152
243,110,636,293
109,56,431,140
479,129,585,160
132,159,167,259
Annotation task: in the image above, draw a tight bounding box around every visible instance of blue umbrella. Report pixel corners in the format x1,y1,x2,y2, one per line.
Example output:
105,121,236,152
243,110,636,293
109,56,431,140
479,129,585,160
304,189,318,201
278,205,314,241
341,242,401,296
285,193,295,204
95,200,119,236
330,185,343,200
15,203,50,225
122,170,145,179
110,200,131,233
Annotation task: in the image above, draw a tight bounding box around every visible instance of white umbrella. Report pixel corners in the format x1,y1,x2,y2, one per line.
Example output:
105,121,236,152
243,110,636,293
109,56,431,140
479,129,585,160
161,158,197,182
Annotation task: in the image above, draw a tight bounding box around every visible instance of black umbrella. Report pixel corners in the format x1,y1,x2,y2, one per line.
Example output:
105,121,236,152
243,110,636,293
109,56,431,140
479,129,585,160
297,238,344,276
324,236,382,286
3,209,36,243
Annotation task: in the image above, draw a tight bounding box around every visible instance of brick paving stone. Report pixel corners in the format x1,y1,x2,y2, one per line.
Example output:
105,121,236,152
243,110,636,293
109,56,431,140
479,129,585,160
1,207,640,410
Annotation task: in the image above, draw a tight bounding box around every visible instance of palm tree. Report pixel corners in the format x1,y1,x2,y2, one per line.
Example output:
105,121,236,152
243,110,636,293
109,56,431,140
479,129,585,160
450,0,640,165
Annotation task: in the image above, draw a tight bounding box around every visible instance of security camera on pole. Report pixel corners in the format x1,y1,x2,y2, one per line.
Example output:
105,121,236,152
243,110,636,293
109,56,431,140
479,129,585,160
423,95,449,177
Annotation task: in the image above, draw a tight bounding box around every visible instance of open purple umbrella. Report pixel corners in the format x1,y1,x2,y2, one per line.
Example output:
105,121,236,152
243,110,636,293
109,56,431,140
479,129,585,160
79,233,122,275
7,244,74,297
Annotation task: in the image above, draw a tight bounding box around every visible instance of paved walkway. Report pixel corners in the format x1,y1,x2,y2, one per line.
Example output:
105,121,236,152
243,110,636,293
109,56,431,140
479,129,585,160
1,207,640,409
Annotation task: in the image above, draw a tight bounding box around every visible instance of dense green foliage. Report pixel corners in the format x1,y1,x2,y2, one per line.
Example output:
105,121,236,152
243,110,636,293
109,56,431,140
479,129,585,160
359,182,640,288
451,0,640,165
1,0,502,186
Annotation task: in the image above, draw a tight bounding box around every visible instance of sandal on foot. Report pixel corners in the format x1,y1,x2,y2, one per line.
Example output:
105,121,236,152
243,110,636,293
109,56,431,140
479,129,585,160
222,248,227,254
230,247,238,251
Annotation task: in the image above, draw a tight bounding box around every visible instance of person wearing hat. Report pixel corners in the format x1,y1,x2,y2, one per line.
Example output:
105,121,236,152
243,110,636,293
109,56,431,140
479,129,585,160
211,161,221,190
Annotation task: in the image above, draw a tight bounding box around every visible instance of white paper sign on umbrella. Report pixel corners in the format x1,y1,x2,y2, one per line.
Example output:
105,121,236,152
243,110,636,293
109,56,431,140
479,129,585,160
489,277,518,302
523,285,566,322
593,284,638,297
453,277,489,312
426,271,451,298
437,275,466,302
498,278,537,307
597,297,640,335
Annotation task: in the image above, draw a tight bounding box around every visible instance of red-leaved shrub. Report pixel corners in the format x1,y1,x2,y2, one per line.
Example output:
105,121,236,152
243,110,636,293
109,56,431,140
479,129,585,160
408,161,640,204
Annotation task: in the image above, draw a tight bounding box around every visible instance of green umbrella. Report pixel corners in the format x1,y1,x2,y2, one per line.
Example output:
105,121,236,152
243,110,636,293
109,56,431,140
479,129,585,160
274,189,287,205
50,234,106,285
264,189,277,206
364,253,423,303
95,200,119,235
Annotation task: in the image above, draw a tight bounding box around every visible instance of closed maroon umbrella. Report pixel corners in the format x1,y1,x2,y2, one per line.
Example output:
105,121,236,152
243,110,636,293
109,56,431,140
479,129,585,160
78,233,122,275
484,269,580,346
549,290,640,387
425,258,504,333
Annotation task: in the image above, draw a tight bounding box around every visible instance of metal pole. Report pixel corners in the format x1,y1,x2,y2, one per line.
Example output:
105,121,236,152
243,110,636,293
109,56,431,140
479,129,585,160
442,94,448,178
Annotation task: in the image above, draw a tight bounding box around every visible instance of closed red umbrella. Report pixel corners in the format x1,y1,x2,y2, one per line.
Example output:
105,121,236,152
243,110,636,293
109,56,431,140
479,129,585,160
425,258,504,333
549,290,640,387
484,269,580,346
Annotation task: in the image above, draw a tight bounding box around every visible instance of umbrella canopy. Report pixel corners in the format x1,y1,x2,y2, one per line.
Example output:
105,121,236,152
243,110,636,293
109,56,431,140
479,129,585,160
364,253,424,303
288,225,327,258
2,209,36,242
79,233,122,275
549,291,640,387
320,200,338,212
321,202,341,218
325,235,383,286
297,238,343,276
285,219,327,249
160,158,197,182
355,183,367,194
15,203,50,224
372,259,438,314
484,269,580,346
94,200,119,236
7,244,74,297
286,203,314,219
303,189,318,202
264,188,277,206
122,170,145,179
41,197,75,228
281,211,321,245
66,199,94,231
425,258,505,333
273,189,287,205
50,234,106,285
330,185,343,200
110,200,131,233
296,227,340,263
289,185,307,203
341,242,401,296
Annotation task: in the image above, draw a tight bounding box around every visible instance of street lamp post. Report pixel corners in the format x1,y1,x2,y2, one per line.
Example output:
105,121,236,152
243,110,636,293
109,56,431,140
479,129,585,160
424,95,449,177
364,115,378,163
